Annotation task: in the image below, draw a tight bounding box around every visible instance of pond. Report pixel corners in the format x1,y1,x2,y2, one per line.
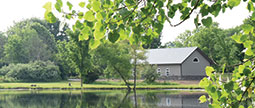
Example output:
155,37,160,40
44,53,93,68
0,89,208,108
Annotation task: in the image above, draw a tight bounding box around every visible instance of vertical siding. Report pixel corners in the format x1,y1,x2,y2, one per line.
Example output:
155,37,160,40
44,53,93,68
181,50,210,76
157,64,181,76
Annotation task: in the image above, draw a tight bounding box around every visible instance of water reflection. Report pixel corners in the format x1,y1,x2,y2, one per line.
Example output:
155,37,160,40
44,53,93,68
0,90,208,108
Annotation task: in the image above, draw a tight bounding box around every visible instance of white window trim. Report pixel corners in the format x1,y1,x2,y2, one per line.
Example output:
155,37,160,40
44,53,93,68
193,57,199,63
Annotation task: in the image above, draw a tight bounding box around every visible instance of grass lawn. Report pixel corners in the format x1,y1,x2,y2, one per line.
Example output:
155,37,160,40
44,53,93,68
0,80,201,89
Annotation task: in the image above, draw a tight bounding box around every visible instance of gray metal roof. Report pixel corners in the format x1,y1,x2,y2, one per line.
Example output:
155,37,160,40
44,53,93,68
146,47,198,64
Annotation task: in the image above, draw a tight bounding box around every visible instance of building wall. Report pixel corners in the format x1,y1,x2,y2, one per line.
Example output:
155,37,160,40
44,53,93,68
157,64,181,77
181,50,210,76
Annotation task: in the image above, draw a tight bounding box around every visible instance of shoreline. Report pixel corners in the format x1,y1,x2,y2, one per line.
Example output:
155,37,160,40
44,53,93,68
0,87,203,90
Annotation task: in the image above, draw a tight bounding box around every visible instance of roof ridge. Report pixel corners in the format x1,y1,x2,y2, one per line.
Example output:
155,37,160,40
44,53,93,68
147,47,198,50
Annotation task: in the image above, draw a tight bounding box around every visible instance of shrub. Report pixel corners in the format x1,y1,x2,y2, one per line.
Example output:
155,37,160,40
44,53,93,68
3,61,61,82
140,64,159,83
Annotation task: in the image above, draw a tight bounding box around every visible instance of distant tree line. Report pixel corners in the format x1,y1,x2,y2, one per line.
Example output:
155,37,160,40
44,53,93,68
0,18,158,84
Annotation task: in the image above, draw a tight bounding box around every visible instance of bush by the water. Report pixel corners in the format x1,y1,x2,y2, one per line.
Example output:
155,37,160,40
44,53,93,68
141,64,159,83
0,61,61,82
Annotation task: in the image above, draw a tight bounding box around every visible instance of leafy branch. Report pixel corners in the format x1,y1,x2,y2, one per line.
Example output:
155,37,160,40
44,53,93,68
165,0,201,27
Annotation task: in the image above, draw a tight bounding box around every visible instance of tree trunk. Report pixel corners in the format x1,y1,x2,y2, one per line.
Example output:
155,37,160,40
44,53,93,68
133,48,137,90
113,66,131,90
133,58,137,90
80,74,83,88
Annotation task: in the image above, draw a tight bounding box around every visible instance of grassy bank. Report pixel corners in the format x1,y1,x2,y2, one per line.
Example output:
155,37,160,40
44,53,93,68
0,80,201,89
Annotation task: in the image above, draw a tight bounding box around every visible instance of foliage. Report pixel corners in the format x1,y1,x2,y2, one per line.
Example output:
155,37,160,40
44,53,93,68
4,21,56,64
130,44,147,89
93,41,132,88
142,33,162,49
64,30,91,86
0,32,7,68
139,63,159,83
0,61,61,82
199,17,255,107
163,30,193,48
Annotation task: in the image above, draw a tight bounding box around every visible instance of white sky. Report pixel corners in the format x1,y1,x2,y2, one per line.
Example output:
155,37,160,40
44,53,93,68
0,0,251,44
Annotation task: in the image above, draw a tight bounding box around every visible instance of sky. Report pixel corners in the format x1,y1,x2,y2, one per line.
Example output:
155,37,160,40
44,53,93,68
0,0,252,44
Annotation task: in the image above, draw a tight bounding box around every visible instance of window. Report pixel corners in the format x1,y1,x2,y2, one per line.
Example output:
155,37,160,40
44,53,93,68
166,68,169,76
157,68,161,75
166,98,171,106
193,57,199,63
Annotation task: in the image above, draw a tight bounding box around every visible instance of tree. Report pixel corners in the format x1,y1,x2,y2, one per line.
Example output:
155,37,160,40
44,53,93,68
142,33,162,49
4,22,55,64
163,30,193,48
65,30,91,87
130,44,147,90
93,41,132,89
11,18,69,42
0,32,7,65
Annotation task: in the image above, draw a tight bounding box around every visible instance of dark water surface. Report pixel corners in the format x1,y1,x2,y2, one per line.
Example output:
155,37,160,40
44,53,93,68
0,90,208,108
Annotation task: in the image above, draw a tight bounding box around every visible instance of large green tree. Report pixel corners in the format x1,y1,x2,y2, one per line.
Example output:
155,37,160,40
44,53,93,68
4,21,56,64
93,41,132,89
64,30,91,87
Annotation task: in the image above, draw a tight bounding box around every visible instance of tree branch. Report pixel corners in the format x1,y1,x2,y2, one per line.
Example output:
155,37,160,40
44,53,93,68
238,75,255,103
139,1,156,23
166,0,201,27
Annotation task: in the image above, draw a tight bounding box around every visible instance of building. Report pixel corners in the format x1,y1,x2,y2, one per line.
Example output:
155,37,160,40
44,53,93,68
146,47,215,80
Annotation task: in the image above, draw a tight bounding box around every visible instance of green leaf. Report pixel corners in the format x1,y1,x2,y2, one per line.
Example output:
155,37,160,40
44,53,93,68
239,105,245,108
79,2,85,8
228,0,241,7
247,1,254,12
200,4,209,17
199,95,207,103
43,2,52,12
231,34,242,43
55,0,63,12
84,11,95,22
79,26,90,41
146,28,153,36
96,13,103,20
44,12,57,23
108,30,120,43
242,24,254,34
67,1,73,10
89,39,100,49
119,29,129,40
205,66,214,76
94,29,105,40
199,77,210,88
243,40,253,48
238,65,245,73
92,1,101,12
93,21,102,30
78,12,84,19
201,17,212,27
224,81,234,92
245,48,254,56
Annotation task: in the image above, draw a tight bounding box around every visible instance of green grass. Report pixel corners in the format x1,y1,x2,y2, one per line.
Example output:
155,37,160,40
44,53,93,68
0,81,201,89
91,80,178,85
